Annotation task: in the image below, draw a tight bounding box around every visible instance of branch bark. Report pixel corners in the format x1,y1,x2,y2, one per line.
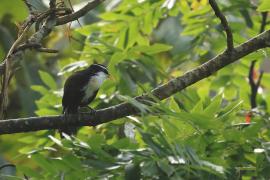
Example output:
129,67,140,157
1,29,270,135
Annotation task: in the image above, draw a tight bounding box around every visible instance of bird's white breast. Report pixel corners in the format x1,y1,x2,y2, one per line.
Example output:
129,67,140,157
82,72,107,102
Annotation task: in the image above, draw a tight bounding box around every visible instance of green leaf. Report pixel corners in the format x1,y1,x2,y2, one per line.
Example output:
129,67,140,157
141,161,159,177
62,154,82,170
111,138,137,149
31,85,49,95
204,94,222,116
108,51,127,77
17,166,43,179
218,100,243,119
139,130,165,156
191,100,204,113
38,71,57,90
99,12,133,21
0,0,28,21
32,154,57,174
125,163,141,180
116,27,128,49
169,97,180,112
131,43,172,55
170,111,223,130
87,134,105,149
127,20,139,48
157,159,174,176
142,11,153,34
117,95,151,114
257,0,270,11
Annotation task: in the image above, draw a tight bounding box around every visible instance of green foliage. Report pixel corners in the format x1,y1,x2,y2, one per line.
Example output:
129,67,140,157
1,0,270,179
257,0,270,12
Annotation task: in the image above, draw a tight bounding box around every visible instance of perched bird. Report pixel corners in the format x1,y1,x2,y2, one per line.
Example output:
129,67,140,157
60,63,109,136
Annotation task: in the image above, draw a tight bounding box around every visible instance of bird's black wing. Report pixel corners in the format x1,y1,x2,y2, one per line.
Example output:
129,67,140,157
62,71,89,113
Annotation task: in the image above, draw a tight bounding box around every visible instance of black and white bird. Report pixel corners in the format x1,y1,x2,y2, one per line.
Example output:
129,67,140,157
60,63,109,135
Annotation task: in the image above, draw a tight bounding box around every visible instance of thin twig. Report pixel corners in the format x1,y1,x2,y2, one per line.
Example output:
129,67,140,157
37,48,59,53
56,0,105,25
67,0,82,27
248,60,264,109
14,43,58,54
209,0,234,51
260,12,268,33
13,43,42,53
0,163,16,170
0,20,34,119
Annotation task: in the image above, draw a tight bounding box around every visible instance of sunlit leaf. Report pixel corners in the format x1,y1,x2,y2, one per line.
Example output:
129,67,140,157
38,71,57,90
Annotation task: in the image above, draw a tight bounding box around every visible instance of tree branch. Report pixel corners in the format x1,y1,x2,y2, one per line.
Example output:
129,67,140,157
209,0,234,51
0,18,34,119
247,11,268,109
1,29,270,134
248,60,264,109
56,0,105,25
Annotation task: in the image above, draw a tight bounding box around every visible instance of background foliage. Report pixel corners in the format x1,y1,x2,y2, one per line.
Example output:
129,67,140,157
1,0,270,179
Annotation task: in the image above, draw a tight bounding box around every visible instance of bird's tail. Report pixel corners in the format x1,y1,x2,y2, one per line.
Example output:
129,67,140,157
59,107,78,138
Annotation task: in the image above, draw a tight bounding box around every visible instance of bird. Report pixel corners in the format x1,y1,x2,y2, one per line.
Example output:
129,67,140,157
60,63,109,136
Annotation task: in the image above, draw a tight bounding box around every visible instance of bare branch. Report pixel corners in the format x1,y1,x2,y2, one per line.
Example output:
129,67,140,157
0,163,15,170
1,29,270,134
0,20,34,119
56,0,105,25
14,43,58,54
209,0,234,51
248,60,264,109
36,47,59,53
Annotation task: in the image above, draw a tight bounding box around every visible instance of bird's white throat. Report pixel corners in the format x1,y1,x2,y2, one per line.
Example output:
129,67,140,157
82,71,108,102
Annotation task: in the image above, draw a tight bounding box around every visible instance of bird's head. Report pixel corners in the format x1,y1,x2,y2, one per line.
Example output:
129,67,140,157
88,63,109,81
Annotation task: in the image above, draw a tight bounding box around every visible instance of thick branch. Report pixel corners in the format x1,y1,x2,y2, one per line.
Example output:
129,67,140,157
209,0,234,51
1,30,270,134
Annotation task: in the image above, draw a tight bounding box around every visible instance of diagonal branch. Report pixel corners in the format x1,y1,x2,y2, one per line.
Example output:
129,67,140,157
0,29,270,134
56,0,105,25
209,0,234,51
